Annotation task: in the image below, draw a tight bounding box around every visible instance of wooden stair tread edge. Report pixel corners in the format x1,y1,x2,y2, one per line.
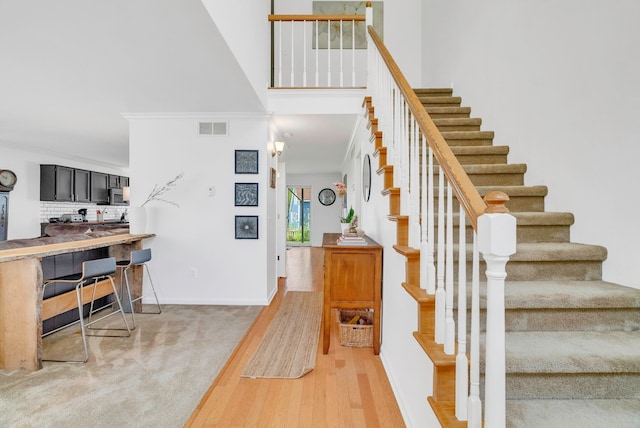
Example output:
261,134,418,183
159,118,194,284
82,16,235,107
376,165,393,175
427,397,467,428
387,215,408,223
402,282,434,304
393,244,420,258
413,332,457,365
381,187,400,196
373,146,387,157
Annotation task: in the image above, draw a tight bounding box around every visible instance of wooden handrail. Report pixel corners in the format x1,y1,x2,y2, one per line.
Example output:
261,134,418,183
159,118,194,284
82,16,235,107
268,14,366,22
367,26,487,230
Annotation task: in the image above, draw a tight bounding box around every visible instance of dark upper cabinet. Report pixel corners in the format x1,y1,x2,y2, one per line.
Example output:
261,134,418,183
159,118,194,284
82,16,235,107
41,165,127,205
108,174,119,189
40,165,74,201
109,175,129,189
74,169,91,202
90,171,109,204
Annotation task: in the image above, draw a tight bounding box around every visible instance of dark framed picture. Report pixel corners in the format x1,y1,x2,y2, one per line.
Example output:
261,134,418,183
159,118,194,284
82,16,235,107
235,215,258,239
269,167,276,189
235,150,259,174
235,183,258,206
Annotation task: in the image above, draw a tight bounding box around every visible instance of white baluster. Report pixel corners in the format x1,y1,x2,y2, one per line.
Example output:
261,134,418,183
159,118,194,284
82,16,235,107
315,20,319,87
290,21,294,86
435,168,445,344
444,182,455,355
426,145,435,294
420,135,429,291
327,19,331,86
351,19,356,86
278,21,282,87
468,232,482,428
303,21,307,87
456,208,468,421
339,20,344,87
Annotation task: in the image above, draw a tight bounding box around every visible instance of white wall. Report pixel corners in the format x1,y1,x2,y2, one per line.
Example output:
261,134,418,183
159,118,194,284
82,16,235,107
128,114,276,305
201,0,271,108
422,0,640,289
0,145,128,240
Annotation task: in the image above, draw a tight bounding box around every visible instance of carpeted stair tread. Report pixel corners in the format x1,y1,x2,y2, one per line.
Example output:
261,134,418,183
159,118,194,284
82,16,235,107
435,163,526,174
506,399,640,428
503,280,640,309
436,211,573,226
503,330,640,373
449,145,509,155
510,242,607,262
440,130,494,139
413,88,453,96
424,106,471,117
418,96,461,105
433,117,481,126
475,185,548,197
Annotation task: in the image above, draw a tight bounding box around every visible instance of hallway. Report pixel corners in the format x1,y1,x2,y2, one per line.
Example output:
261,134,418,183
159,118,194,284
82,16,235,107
186,246,405,427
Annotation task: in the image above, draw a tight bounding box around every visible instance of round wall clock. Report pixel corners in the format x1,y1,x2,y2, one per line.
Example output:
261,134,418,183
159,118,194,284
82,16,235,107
318,188,336,206
0,169,17,191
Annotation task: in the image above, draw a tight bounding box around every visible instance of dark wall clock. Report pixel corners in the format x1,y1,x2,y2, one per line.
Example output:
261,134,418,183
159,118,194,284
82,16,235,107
318,188,336,206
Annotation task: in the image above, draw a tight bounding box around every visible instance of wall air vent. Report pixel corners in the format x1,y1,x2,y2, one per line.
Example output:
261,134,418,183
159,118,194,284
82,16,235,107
199,121,229,136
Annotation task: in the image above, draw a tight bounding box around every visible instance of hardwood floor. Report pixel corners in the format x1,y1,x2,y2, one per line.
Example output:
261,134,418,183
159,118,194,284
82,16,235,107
185,246,405,427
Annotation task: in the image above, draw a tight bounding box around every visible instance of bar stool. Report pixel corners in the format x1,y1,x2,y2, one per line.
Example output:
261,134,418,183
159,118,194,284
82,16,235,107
116,248,161,329
42,257,131,363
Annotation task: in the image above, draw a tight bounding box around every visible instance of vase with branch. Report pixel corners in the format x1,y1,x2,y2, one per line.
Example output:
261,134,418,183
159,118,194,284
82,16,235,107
130,173,184,234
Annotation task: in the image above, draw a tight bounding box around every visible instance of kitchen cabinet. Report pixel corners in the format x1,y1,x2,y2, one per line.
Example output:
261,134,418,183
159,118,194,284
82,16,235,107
40,164,127,205
74,169,91,202
40,165,74,201
108,175,130,189
90,171,109,204
322,233,382,354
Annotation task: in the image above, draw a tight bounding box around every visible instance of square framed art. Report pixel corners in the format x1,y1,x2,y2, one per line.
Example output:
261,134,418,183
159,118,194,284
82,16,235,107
235,215,258,239
235,150,259,174
235,183,258,206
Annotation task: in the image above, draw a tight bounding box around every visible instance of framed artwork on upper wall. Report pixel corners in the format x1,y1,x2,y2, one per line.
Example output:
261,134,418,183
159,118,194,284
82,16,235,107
312,1,384,49
235,150,259,174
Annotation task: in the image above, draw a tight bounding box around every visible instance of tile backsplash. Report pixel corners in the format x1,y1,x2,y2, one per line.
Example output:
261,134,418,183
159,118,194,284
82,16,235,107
40,202,128,223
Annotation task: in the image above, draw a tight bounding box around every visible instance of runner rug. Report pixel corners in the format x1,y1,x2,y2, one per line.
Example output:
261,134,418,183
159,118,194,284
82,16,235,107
241,291,323,379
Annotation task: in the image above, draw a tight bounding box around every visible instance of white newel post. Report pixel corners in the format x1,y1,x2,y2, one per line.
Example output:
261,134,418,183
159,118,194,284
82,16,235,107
478,192,516,428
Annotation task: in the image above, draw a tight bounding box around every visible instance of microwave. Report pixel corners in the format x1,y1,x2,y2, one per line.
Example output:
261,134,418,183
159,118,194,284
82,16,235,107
109,188,129,206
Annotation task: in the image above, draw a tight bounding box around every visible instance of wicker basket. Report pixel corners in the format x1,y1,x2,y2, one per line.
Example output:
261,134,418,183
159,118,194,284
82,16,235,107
338,309,373,347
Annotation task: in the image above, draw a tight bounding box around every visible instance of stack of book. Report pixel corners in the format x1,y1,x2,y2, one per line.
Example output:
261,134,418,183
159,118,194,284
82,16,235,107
337,232,368,246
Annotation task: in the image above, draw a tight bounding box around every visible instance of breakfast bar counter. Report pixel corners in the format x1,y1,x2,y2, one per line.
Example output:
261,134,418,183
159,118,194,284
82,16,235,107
0,233,154,371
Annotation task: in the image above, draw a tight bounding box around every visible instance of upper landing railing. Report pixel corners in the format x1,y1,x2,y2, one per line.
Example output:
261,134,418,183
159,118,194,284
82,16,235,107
268,11,368,88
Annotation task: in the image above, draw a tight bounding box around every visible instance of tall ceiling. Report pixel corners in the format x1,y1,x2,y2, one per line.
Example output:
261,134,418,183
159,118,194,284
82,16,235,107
1,0,355,171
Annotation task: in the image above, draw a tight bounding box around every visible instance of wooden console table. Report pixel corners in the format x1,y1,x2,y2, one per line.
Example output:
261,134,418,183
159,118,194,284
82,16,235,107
322,233,382,355
0,233,154,371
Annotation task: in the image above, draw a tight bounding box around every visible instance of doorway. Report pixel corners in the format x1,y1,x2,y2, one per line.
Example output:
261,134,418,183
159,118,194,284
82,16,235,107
287,187,311,246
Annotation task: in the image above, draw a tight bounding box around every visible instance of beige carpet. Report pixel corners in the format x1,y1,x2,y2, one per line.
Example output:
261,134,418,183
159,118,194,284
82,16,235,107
241,291,322,379
0,304,260,428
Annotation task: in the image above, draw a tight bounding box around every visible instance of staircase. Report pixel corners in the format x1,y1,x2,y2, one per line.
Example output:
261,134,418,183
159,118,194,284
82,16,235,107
366,89,640,427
